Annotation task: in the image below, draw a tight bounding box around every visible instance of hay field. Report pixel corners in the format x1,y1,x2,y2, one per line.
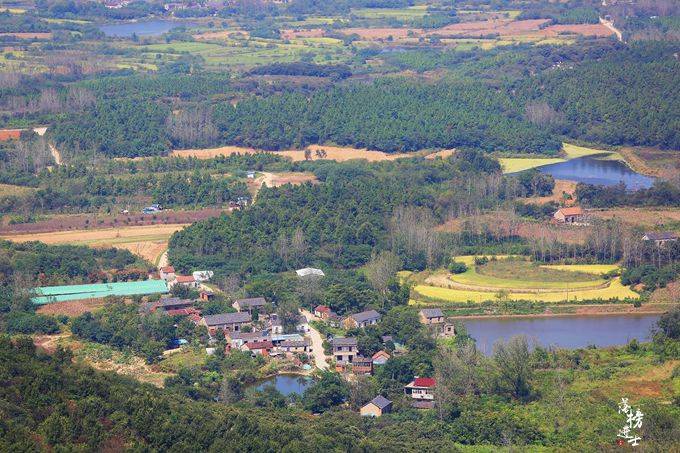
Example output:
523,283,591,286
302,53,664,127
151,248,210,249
589,207,680,229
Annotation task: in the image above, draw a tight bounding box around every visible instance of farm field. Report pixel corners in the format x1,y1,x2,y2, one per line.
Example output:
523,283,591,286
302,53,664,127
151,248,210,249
499,143,618,173
407,256,638,304
172,144,414,162
1,223,186,264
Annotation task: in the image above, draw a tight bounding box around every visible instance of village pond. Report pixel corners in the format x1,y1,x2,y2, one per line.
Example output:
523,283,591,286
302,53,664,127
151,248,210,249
463,314,660,355
99,20,197,37
536,155,655,190
250,374,313,396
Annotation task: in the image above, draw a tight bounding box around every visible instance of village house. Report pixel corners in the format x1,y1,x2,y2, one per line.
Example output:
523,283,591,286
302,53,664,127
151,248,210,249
405,377,436,405
352,356,373,375
271,333,305,347
372,350,391,366
332,337,358,364
360,396,392,417
296,315,310,333
419,308,445,325
201,312,252,335
199,290,215,302
227,331,271,349
277,338,311,354
232,297,267,314
269,315,284,334
159,266,176,281
553,206,586,224
241,340,274,356
173,275,199,289
343,309,381,329
642,231,679,246
314,305,331,318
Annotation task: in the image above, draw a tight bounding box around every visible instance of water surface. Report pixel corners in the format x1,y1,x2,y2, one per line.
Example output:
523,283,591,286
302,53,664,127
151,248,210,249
464,314,660,355
537,155,655,190
252,374,312,396
99,20,197,37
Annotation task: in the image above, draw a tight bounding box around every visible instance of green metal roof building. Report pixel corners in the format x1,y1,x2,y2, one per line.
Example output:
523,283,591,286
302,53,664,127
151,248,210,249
32,280,168,305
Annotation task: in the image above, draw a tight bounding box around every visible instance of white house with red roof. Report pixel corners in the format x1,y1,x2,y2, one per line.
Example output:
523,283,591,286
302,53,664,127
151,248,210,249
404,377,436,400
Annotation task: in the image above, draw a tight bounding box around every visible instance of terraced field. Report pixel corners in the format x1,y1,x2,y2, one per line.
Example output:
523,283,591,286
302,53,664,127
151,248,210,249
408,256,639,304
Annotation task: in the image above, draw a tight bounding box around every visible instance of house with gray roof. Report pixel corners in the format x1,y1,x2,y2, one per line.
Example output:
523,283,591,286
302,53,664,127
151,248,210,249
360,396,392,417
343,309,381,329
201,312,251,334
232,297,267,313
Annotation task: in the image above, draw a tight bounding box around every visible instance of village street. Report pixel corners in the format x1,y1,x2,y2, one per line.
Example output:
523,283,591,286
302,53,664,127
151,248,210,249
301,309,329,370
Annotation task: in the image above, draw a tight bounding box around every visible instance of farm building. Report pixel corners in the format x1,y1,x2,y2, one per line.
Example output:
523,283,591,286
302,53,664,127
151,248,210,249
553,206,586,224
372,350,391,365
159,266,175,281
419,308,444,325
32,279,168,304
172,275,198,289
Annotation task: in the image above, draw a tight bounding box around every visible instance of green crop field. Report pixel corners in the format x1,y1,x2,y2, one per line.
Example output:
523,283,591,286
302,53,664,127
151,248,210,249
352,6,428,19
407,256,639,304
498,142,619,174
412,277,639,304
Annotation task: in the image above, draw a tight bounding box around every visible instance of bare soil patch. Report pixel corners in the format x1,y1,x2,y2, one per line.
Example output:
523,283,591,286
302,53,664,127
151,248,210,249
0,129,22,140
649,281,680,303
338,27,417,40
1,223,186,245
266,172,318,187
109,240,168,264
0,32,52,39
425,149,456,160
36,298,108,317
431,19,549,37
172,144,413,162
281,28,325,39
0,208,224,234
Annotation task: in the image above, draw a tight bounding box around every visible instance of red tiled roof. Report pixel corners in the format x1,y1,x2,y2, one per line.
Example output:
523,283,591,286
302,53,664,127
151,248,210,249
372,350,390,360
314,305,330,312
247,341,274,350
160,266,175,273
557,206,583,216
413,377,436,388
175,275,195,283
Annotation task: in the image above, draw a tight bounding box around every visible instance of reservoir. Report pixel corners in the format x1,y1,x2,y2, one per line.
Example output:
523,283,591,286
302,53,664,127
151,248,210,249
537,155,655,190
463,314,660,355
252,374,312,396
99,20,197,37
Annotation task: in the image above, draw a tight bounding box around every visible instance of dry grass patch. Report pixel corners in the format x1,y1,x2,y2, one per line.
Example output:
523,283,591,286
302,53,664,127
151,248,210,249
589,207,680,229
36,298,108,317
519,179,577,205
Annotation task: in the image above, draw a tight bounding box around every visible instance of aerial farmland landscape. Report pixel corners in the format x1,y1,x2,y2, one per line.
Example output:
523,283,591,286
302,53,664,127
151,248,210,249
0,0,679,451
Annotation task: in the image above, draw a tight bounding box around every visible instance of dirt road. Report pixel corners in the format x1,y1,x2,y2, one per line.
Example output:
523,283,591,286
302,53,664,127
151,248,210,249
301,309,329,370
600,17,623,42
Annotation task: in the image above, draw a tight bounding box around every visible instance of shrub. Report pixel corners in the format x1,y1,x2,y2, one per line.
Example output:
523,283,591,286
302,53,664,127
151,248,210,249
448,259,468,274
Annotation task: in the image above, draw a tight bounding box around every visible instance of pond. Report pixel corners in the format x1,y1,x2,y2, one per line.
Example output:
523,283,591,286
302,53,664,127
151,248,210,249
251,374,313,396
463,314,660,355
537,155,655,190
99,20,197,37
